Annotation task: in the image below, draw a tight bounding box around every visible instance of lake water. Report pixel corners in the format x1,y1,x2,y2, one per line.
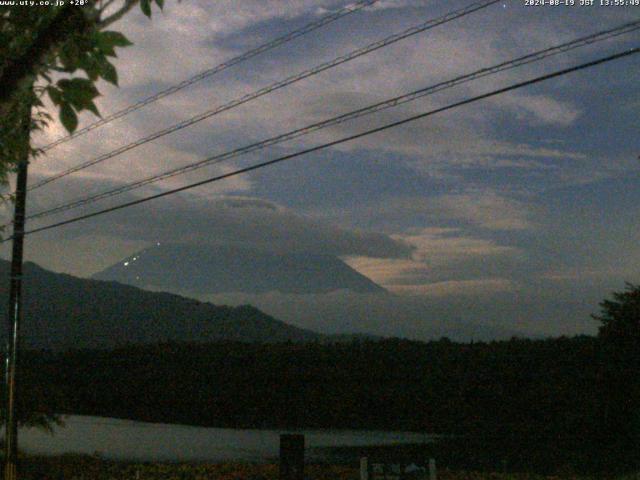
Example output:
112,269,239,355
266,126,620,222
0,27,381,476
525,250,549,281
18,415,428,462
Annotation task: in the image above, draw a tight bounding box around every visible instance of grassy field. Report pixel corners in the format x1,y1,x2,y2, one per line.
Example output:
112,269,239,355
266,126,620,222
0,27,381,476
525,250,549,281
14,455,638,479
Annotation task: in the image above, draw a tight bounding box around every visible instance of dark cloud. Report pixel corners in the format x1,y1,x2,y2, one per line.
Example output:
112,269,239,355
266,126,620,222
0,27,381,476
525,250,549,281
5,186,413,277
101,194,414,259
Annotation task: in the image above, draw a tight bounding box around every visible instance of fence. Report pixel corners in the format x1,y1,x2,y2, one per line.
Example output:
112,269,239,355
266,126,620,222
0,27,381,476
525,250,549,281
360,456,437,480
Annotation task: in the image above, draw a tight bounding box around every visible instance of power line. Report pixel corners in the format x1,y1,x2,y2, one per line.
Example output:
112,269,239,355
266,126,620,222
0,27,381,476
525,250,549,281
28,0,501,192
23,20,640,222
6,47,637,242
36,0,381,153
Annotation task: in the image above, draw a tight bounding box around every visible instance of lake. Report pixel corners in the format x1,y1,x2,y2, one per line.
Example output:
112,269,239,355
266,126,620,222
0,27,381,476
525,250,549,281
18,415,429,462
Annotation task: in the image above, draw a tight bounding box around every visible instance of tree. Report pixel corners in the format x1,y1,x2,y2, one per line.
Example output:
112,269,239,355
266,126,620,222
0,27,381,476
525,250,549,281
0,0,166,188
0,0,166,430
593,283,640,468
594,282,640,344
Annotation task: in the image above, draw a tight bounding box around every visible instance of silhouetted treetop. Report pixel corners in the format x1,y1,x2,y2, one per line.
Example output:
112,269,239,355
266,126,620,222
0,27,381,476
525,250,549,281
593,282,640,344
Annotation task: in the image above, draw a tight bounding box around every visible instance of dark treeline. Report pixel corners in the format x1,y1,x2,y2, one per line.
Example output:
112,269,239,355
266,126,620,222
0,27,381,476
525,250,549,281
11,283,640,474
14,334,637,474
20,336,600,432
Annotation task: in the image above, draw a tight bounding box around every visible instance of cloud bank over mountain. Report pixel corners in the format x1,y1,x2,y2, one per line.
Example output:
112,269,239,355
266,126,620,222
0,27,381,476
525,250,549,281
3,0,639,340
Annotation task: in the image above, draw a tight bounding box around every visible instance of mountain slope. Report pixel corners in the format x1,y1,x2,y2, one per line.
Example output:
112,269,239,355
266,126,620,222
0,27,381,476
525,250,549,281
0,260,320,350
92,243,387,294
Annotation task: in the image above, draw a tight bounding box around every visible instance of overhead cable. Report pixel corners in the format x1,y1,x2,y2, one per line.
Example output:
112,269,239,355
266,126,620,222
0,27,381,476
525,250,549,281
37,0,381,153
7,47,637,242
24,21,640,222
29,0,501,191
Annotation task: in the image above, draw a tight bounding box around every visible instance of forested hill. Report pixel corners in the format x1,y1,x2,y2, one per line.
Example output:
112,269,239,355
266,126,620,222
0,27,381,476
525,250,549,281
22,336,603,433
0,260,320,349
19,335,637,474
13,324,640,474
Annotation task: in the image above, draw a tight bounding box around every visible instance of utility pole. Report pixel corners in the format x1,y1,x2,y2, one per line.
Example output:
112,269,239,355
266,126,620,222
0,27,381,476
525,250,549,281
3,108,30,480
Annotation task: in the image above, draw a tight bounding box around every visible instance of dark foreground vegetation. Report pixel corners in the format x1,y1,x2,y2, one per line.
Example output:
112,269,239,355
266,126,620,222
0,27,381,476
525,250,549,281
10,284,640,476
14,454,636,480
14,335,637,475
19,336,604,431
18,456,348,480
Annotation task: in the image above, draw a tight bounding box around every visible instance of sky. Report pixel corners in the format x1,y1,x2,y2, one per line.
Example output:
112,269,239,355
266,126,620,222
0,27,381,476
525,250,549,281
2,0,639,340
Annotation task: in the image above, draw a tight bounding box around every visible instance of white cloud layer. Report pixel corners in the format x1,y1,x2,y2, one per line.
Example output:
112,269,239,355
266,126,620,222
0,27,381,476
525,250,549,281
345,227,520,297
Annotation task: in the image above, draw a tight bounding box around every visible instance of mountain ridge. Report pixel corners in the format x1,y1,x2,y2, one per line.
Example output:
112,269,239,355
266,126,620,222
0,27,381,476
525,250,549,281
0,260,322,350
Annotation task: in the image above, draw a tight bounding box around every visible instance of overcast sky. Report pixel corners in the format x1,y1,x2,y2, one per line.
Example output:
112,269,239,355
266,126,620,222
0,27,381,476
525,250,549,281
2,0,639,339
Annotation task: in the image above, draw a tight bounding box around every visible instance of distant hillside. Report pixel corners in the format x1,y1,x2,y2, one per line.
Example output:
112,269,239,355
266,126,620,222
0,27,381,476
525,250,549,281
92,243,387,294
0,260,320,350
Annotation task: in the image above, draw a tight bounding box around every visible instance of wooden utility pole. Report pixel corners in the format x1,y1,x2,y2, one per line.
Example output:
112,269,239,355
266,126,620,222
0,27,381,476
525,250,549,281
3,109,30,480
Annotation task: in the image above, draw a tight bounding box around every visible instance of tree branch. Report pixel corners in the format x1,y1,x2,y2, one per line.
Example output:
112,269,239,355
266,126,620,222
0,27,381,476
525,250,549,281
0,6,91,107
98,0,139,28
98,0,119,17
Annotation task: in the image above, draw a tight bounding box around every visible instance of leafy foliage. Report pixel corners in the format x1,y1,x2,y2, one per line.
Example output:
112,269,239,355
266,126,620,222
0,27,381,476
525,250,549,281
593,283,640,343
0,0,167,427
0,0,165,187
592,284,640,455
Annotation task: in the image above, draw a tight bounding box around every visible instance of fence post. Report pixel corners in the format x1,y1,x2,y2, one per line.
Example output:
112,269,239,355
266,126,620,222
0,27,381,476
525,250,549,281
428,458,436,480
279,434,304,480
360,457,368,480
